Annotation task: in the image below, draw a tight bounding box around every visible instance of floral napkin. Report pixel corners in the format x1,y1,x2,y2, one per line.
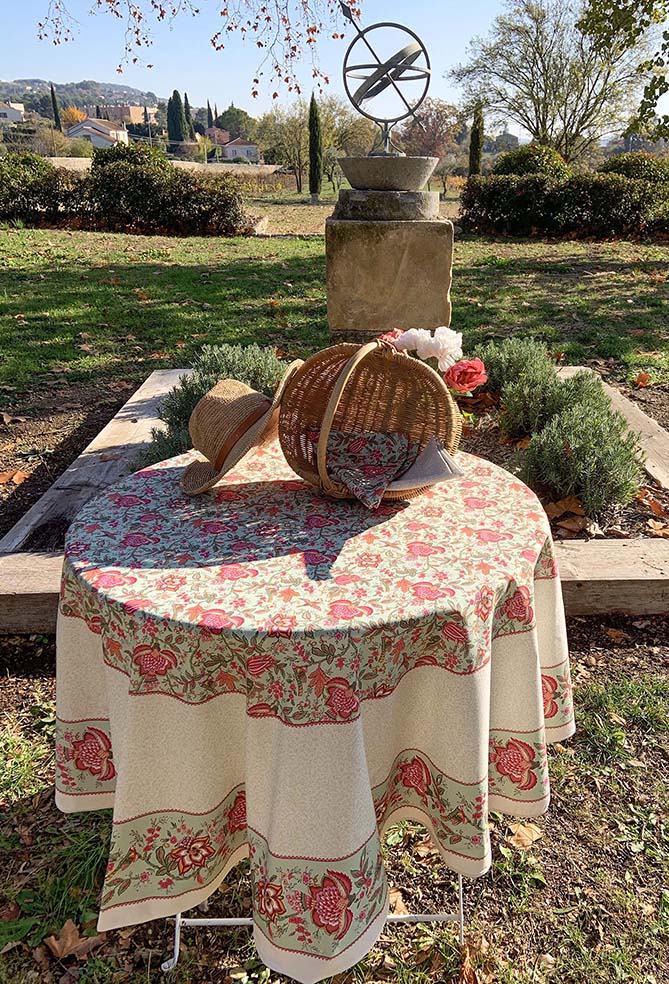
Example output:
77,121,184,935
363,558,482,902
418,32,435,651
306,429,420,509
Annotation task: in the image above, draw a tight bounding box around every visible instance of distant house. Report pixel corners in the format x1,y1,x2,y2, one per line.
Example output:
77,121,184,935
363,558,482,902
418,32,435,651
220,137,259,161
87,105,157,125
0,102,25,125
66,117,129,148
205,126,231,146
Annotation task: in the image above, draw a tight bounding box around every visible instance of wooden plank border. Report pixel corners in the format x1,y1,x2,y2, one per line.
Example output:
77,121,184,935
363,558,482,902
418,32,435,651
1,365,668,633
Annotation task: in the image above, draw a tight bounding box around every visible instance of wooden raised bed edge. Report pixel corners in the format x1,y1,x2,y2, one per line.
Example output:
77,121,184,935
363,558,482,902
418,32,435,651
1,367,668,634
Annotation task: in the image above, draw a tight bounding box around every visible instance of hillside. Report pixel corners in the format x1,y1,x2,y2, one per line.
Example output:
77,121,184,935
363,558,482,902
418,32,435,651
0,78,159,106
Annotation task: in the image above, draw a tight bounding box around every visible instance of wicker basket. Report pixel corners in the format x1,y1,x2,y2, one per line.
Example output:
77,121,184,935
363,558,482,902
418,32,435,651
278,340,462,501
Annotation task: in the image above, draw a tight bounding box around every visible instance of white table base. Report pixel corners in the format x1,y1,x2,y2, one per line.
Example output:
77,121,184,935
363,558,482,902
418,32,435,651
161,875,465,973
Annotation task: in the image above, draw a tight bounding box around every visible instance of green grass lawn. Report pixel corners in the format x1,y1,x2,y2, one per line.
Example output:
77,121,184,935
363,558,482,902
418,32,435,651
1,228,668,393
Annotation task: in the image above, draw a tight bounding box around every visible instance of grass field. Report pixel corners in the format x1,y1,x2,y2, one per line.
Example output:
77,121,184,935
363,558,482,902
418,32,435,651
1,228,668,393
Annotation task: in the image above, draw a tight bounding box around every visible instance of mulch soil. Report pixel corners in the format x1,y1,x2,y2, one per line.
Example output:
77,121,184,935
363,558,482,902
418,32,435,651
623,383,669,430
1,614,668,982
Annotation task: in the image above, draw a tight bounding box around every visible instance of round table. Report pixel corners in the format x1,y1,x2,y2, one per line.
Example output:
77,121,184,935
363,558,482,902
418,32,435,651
56,440,574,984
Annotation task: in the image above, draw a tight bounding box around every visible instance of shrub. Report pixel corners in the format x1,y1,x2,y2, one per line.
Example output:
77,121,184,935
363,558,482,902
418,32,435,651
140,344,289,465
0,152,57,223
599,151,669,183
521,404,644,516
472,338,553,393
493,144,572,180
501,368,611,437
91,141,171,173
462,172,663,238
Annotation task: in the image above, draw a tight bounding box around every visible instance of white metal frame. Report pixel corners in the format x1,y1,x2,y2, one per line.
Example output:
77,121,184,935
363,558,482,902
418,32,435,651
161,875,464,972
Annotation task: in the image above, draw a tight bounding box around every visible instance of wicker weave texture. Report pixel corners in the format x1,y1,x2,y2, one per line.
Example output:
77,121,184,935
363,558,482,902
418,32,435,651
279,342,462,501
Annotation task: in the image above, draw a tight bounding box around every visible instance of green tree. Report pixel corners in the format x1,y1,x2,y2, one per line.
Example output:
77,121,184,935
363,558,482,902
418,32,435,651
207,100,214,128
452,0,644,162
257,101,308,192
308,94,323,201
399,98,460,159
143,104,149,125
167,89,187,145
469,104,484,176
50,83,61,132
216,103,258,140
183,91,195,140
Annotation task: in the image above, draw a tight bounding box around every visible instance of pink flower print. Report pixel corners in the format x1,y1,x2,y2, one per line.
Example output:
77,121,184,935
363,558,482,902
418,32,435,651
407,541,444,557
504,586,534,626
442,620,468,644
333,574,359,586
329,600,373,620
268,613,297,636
542,675,559,719
473,586,495,620
199,520,231,535
324,678,360,720
140,871,151,883
489,738,537,791
132,644,178,681
122,597,153,614
121,531,155,548
287,890,304,913
308,870,354,939
247,653,275,677
88,569,137,590
226,791,247,833
114,494,144,507
169,835,216,876
159,877,174,889
357,552,382,569
71,727,115,781
398,755,432,798
217,563,254,580
464,496,494,510
303,550,332,566
155,573,187,592
257,880,286,923
247,702,273,718
268,680,285,700
411,581,453,601
473,529,511,543
306,514,334,529
521,549,538,563
197,608,244,633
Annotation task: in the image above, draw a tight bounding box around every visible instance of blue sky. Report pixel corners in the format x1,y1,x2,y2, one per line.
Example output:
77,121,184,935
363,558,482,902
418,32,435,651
3,0,504,117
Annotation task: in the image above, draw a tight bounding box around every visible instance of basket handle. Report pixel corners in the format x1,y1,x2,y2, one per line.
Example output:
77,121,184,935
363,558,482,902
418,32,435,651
317,340,396,495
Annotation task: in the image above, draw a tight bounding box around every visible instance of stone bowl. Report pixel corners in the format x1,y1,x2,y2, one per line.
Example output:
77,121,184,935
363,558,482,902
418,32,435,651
338,156,439,192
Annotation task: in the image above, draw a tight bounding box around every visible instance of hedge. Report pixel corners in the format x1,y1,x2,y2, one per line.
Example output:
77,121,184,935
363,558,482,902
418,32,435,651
461,173,669,238
599,151,669,183
0,150,248,237
492,144,572,180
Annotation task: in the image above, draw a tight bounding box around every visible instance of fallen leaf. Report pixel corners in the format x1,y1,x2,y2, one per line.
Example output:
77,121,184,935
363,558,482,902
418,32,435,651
0,469,30,486
44,920,105,961
412,946,433,966
77,344,94,354
539,953,556,971
515,436,531,449
459,944,480,984
556,515,590,532
544,496,585,519
1,411,26,425
388,886,409,915
505,822,544,851
647,519,669,538
604,627,632,643
0,902,20,921
633,371,652,388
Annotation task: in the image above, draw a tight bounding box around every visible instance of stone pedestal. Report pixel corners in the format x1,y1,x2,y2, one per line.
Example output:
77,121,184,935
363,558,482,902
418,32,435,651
326,186,453,339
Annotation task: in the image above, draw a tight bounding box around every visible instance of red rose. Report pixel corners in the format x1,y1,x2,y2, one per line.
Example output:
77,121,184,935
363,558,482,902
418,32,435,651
489,737,537,790
71,727,115,782
132,644,177,681
542,675,559,719
325,678,360,720
399,756,432,798
308,870,353,939
443,358,487,394
504,586,534,626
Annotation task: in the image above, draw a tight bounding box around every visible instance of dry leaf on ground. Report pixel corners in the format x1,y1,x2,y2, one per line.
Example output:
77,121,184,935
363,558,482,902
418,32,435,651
459,944,480,984
388,886,409,915
505,821,544,850
633,371,652,387
604,627,632,643
544,496,585,520
555,514,591,532
0,469,30,486
44,919,105,961
647,520,669,538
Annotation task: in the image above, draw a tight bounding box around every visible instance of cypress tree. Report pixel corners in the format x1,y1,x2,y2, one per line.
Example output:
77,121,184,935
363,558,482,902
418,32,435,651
469,103,484,177
207,100,214,128
96,104,102,119
167,89,187,145
308,93,323,202
50,83,61,131
183,92,195,140
214,103,219,125
143,104,149,125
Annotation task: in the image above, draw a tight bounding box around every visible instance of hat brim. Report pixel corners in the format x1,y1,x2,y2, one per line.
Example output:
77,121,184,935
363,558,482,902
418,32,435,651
180,359,303,496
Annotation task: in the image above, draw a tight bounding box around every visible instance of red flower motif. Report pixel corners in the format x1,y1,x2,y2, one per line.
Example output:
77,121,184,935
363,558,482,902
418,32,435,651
114,494,145,507
464,496,494,510
169,835,216,875
268,613,297,636
324,677,360,720
442,620,468,644
199,520,231,535
443,358,487,393
226,791,247,833
247,702,274,717
474,528,510,543
542,675,559,719
71,727,115,781
412,581,452,600
257,880,286,922
247,653,275,677
155,573,186,592
489,738,537,791
217,563,254,580
88,569,137,590
407,541,444,557
121,531,154,548
504,586,534,626
197,609,244,633
473,586,495,620
308,870,353,939
132,644,177,681
398,756,432,798
329,600,373,620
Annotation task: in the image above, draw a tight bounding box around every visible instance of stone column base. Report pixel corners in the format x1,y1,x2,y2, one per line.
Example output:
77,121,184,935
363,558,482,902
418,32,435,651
326,218,453,338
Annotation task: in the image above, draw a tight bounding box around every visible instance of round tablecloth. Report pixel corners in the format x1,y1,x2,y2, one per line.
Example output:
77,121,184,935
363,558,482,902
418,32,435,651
56,440,574,984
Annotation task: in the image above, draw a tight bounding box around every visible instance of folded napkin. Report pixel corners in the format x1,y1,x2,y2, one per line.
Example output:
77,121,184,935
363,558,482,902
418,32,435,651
388,435,464,490
306,428,419,509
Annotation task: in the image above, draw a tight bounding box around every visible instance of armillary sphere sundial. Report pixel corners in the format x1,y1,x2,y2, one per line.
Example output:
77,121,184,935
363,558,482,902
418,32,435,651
339,1,431,155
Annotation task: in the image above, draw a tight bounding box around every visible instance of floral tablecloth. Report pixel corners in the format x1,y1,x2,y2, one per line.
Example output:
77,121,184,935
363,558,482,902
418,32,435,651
56,440,574,984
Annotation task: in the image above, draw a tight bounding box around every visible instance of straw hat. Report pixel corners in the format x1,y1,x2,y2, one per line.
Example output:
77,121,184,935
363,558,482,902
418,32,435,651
181,361,303,496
